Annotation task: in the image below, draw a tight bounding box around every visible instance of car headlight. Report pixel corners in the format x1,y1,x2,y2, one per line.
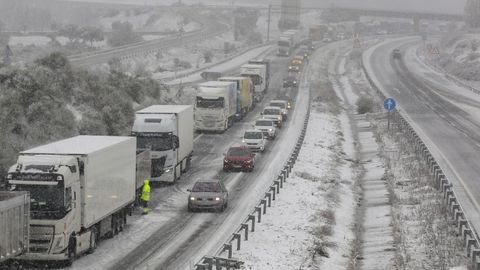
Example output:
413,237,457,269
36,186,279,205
215,197,220,201
269,128,273,132
242,139,246,143
190,197,195,201
224,159,230,163
246,159,252,163
163,168,172,173
293,81,297,84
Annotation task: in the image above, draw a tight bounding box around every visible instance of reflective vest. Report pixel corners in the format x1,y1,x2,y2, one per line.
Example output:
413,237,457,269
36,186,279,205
141,181,151,202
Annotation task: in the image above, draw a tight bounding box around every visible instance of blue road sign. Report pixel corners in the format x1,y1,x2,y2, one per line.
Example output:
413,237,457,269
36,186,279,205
384,98,396,112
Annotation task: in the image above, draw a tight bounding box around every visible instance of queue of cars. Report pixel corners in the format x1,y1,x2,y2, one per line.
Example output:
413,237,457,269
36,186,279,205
188,49,308,213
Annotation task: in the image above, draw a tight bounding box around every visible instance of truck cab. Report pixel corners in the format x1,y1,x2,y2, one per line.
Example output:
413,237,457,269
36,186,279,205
132,105,193,183
240,64,267,102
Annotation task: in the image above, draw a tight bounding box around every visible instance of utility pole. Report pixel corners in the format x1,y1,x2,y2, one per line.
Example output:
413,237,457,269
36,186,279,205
267,4,272,42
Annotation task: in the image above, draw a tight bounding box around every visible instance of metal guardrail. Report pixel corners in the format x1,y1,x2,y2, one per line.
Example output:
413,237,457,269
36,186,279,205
361,55,480,270
193,70,312,270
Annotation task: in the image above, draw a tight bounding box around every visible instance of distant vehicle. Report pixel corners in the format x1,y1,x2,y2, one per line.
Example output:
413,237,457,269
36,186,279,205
223,146,256,172
242,129,266,152
322,37,332,43
187,180,228,212
392,49,402,59
132,105,194,183
269,100,288,120
283,74,298,89
248,59,270,91
376,30,388,35
195,81,237,132
289,55,303,72
298,48,310,61
240,64,268,102
219,76,254,119
254,118,277,140
261,106,283,128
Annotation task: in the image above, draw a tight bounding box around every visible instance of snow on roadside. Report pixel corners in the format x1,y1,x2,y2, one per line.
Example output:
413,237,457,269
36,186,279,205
236,46,357,269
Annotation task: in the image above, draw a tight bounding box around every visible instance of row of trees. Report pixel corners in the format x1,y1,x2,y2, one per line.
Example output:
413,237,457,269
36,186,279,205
0,53,165,177
48,21,142,48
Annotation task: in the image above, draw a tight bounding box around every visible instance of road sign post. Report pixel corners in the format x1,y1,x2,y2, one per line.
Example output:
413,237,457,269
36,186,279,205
384,98,396,130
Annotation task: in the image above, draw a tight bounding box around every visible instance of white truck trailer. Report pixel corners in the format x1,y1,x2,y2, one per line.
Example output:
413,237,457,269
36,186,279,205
277,33,294,56
0,191,29,266
6,136,137,265
132,105,194,184
240,64,267,102
195,81,237,132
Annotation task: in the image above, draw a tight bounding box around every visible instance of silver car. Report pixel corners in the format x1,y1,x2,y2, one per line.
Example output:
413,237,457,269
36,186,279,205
254,118,277,139
187,180,228,212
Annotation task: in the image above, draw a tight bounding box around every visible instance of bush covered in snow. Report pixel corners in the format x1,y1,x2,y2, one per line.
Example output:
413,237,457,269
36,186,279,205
0,52,167,178
355,95,375,114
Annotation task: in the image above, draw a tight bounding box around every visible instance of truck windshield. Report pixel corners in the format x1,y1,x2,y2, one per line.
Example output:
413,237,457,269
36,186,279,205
196,97,224,109
12,184,65,220
137,133,173,151
278,41,290,47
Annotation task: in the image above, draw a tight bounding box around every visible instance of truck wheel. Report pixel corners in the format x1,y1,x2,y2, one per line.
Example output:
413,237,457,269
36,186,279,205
87,228,98,254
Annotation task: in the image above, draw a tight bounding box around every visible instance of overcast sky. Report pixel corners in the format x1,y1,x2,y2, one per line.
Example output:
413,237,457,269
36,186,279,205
60,0,467,15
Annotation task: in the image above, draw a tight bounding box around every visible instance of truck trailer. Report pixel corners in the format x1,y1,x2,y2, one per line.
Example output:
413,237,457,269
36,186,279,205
218,76,254,119
132,105,194,184
240,64,267,102
6,136,137,265
195,81,237,132
0,191,29,266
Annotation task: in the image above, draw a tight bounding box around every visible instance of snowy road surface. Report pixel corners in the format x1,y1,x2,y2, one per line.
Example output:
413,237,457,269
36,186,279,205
71,47,306,269
364,37,480,240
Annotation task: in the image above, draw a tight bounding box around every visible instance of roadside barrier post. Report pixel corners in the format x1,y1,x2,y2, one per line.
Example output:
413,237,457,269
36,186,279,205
241,223,249,240
248,215,255,232
255,207,262,223
265,192,272,207
261,199,267,214
233,233,241,251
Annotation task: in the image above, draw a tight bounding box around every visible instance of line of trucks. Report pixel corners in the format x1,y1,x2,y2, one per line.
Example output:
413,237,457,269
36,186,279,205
194,59,270,133
0,59,272,267
277,29,302,57
1,104,195,267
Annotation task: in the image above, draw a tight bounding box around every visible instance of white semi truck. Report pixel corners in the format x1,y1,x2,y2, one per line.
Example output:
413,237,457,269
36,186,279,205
240,64,267,102
132,105,194,184
194,81,237,132
6,136,137,265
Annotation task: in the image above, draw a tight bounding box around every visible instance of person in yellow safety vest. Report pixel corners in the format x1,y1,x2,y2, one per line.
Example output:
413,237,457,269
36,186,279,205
140,179,151,214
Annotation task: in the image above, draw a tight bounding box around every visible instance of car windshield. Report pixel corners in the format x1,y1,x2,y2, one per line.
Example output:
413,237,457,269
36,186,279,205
264,109,280,115
196,97,224,109
228,148,251,157
136,133,173,151
256,120,273,126
192,182,222,193
270,102,285,109
244,132,262,139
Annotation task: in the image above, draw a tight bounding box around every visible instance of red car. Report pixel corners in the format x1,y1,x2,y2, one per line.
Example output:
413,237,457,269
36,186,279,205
223,146,255,172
